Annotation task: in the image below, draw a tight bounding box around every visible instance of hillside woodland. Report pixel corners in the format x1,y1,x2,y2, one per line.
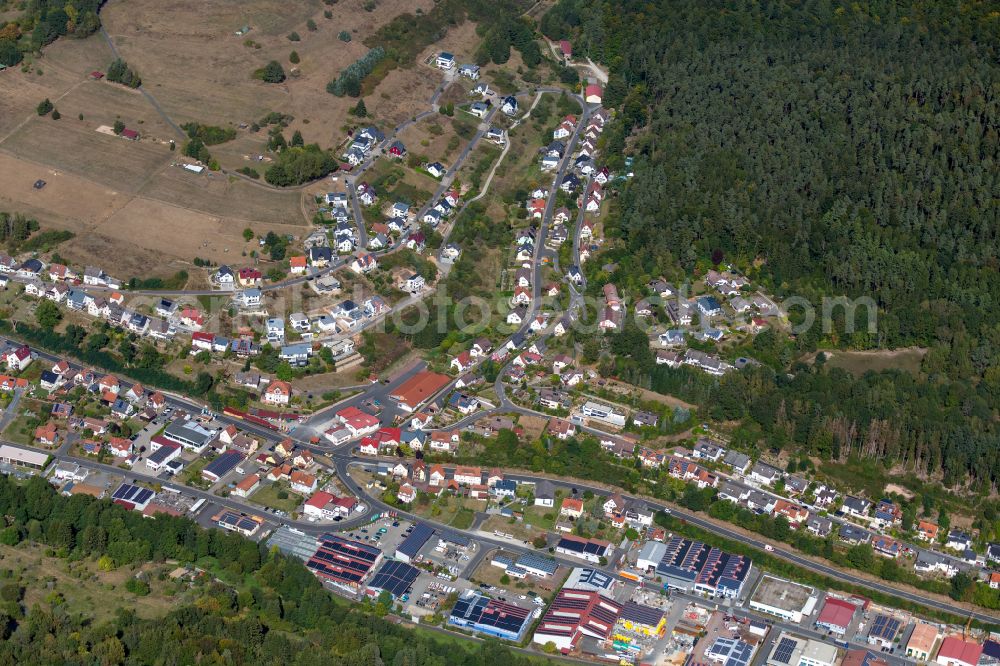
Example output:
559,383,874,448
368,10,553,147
0,475,540,665
542,1,1000,494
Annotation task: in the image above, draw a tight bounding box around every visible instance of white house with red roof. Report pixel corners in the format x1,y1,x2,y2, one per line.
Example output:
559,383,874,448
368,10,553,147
450,350,473,373
429,430,459,453
336,406,380,437
5,345,32,372
397,483,417,504
263,380,291,405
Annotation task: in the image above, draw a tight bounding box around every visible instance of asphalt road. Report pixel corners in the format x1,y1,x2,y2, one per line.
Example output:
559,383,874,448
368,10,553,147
8,331,999,623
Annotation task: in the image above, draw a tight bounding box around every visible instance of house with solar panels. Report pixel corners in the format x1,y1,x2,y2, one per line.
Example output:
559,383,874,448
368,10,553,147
654,536,752,598
366,560,420,600
306,534,383,592
449,591,533,641
111,483,154,511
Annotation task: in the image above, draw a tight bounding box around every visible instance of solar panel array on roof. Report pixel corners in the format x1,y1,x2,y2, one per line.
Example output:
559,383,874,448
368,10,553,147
655,536,751,596
307,534,382,587
112,483,153,506
772,637,799,665
440,532,470,547
516,552,558,575
203,449,244,480
868,614,901,642
493,554,514,568
218,511,259,533
396,522,434,560
368,560,419,599
557,536,607,556
619,601,664,628
450,593,531,640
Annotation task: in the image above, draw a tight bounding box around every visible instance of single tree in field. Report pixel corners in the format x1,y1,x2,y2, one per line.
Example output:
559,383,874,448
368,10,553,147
36,98,53,116
261,60,286,83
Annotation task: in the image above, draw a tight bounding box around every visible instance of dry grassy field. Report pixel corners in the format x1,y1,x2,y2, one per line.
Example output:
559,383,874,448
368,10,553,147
0,0,494,276
100,0,441,151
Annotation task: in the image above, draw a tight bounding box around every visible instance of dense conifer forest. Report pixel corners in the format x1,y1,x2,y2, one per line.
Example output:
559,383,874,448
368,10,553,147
543,0,1000,493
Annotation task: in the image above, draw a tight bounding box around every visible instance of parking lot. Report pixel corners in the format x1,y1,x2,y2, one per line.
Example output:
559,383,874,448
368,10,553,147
339,514,413,553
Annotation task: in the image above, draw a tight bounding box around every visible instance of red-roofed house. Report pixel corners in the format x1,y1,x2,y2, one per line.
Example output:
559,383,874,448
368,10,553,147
289,256,308,274
559,40,572,58
290,470,317,494
585,84,603,104
935,638,983,666
108,437,132,458
450,350,472,373
263,380,292,405
548,418,576,440
560,498,584,519
234,474,261,498
5,345,32,372
303,490,337,519
397,483,417,504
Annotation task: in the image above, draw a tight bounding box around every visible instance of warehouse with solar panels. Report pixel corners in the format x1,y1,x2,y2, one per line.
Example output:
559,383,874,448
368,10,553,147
111,483,154,511
367,560,420,600
216,510,261,536
654,536,752,598
395,522,434,563
307,534,383,591
448,591,533,641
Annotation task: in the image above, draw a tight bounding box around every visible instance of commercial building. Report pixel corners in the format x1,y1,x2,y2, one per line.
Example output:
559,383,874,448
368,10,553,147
216,511,262,536
0,444,49,469
202,449,244,483
555,536,612,563
637,540,668,572
146,438,182,471
749,576,818,623
449,592,533,642
306,534,382,592
815,597,858,636
841,650,889,666
366,560,420,600
111,483,154,511
706,637,755,666
532,588,623,653
615,601,666,637
395,522,434,563
866,614,901,648
768,633,838,666
515,553,559,578
654,536,752,598
389,371,451,412
580,401,626,427
564,567,617,598
905,622,939,661
162,419,216,453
